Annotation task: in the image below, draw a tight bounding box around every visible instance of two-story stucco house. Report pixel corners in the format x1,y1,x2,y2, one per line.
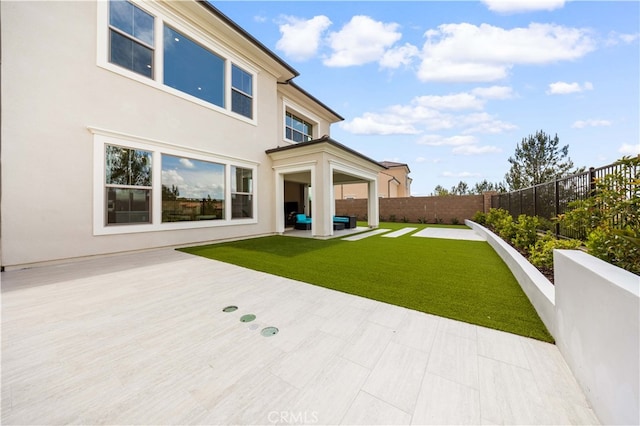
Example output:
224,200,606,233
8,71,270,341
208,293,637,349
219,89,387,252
335,161,412,199
0,0,382,269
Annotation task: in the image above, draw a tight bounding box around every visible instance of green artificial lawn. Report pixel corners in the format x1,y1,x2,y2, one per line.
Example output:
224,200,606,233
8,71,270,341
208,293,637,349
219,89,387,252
180,223,553,342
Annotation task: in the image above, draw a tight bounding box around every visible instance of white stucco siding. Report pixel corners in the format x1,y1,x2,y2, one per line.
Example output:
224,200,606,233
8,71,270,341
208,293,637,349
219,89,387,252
1,1,280,267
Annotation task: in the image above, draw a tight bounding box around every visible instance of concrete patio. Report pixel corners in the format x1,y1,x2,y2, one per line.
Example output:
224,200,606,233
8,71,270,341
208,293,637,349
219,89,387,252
1,248,599,424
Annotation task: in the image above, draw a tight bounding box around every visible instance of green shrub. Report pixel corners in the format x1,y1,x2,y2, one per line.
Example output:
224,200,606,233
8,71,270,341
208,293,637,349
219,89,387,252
472,211,487,225
529,234,583,270
389,214,397,222
485,208,512,229
451,217,460,225
418,216,427,224
586,225,640,275
401,216,409,223
513,214,540,251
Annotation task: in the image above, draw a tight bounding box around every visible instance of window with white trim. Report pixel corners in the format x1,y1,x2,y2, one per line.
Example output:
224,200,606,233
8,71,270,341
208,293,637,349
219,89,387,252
105,145,152,224
285,112,313,142
231,65,253,119
109,0,154,78
101,1,256,120
93,132,258,235
231,167,253,218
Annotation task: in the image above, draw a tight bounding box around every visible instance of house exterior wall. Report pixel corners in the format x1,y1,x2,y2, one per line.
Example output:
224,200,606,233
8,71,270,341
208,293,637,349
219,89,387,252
0,1,331,268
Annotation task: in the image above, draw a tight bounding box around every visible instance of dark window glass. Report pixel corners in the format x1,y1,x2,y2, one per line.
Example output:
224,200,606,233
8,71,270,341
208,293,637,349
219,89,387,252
161,154,225,222
163,26,225,107
105,145,152,225
285,112,313,142
110,30,153,78
109,0,154,45
109,0,154,78
231,167,253,218
231,65,253,118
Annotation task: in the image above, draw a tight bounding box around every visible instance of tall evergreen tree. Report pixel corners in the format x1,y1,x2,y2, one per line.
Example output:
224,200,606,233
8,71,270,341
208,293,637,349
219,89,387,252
505,130,575,190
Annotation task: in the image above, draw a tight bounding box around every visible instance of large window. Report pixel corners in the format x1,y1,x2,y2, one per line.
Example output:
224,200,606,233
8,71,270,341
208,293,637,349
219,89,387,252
109,0,154,78
285,112,313,142
231,65,253,119
161,155,225,222
103,1,257,119
105,145,152,224
231,167,253,218
163,26,225,107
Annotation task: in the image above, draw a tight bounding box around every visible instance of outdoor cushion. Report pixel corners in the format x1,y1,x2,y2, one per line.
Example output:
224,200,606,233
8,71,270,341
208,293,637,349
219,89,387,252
296,214,312,224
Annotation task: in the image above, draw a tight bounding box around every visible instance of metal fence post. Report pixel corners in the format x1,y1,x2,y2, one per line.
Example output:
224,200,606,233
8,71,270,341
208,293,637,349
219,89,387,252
589,167,596,198
554,175,560,238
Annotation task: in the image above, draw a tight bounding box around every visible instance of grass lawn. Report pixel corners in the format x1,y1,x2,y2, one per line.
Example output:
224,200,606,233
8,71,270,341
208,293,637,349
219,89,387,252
180,222,554,342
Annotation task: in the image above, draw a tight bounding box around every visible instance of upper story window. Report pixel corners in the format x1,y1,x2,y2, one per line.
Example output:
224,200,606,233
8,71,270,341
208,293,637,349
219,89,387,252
164,26,225,108
231,65,253,119
285,112,313,143
109,0,154,78
101,1,256,121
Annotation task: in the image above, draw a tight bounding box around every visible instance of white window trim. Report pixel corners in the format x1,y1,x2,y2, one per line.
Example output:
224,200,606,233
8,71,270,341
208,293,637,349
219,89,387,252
91,127,258,236
282,97,320,144
96,0,258,125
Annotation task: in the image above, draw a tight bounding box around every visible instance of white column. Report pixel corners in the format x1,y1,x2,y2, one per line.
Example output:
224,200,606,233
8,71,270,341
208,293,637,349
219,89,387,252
274,172,285,234
368,179,379,228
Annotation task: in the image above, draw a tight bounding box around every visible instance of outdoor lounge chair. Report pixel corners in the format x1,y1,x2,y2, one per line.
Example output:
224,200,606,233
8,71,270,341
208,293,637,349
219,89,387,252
295,214,312,230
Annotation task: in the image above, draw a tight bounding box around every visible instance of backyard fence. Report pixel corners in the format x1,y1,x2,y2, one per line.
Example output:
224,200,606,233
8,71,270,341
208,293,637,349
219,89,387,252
491,159,638,239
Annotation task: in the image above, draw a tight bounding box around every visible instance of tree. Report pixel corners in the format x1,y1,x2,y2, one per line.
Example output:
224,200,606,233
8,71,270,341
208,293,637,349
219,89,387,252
505,130,575,190
473,179,506,194
432,185,450,196
450,181,469,195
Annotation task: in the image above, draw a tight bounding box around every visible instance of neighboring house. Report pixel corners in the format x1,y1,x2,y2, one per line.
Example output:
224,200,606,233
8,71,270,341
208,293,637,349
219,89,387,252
0,0,382,269
335,161,412,199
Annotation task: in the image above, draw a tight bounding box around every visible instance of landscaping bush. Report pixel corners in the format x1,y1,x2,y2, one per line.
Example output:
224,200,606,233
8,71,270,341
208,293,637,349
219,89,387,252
558,156,639,275
472,211,486,225
529,234,583,270
513,214,540,251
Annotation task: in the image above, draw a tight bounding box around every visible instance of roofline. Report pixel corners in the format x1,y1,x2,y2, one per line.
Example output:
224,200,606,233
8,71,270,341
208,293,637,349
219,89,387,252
266,136,386,170
286,81,345,122
196,1,299,80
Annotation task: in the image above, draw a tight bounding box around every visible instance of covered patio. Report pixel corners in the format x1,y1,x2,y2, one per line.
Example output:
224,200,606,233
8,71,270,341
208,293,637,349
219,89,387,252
267,136,384,238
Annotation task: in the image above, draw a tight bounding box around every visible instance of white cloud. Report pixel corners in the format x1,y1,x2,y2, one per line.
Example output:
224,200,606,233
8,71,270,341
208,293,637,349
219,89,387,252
379,43,420,69
547,81,593,95
161,169,185,187
324,16,402,67
472,85,514,99
441,171,482,178
460,112,517,134
606,31,640,46
340,112,420,135
417,134,477,146
571,119,612,128
253,14,267,23
276,15,332,61
618,144,640,155
179,158,195,169
482,0,566,13
413,93,484,110
452,145,502,155
418,23,595,82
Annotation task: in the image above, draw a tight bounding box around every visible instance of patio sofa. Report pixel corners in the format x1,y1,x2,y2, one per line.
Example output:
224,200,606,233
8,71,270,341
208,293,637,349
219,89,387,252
333,215,356,229
294,214,312,230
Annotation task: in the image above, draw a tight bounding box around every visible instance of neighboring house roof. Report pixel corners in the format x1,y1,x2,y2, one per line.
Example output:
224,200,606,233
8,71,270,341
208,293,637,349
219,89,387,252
379,161,411,173
266,135,386,170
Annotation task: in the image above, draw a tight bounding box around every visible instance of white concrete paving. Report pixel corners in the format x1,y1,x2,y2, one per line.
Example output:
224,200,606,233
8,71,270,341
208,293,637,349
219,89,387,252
412,227,487,241
381,227,418,238
342,228,391,241
1,248,598,425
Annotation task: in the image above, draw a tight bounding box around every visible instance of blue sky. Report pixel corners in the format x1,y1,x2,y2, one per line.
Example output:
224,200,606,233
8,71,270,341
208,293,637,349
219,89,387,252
214,0,639,195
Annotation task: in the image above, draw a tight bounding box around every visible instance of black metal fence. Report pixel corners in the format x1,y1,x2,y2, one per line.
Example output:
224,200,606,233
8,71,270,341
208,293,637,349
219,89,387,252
491,160,636,239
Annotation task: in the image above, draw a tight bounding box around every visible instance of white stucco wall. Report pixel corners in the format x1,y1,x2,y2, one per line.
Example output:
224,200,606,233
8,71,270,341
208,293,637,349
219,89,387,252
554,250,640,426
0,1,286,267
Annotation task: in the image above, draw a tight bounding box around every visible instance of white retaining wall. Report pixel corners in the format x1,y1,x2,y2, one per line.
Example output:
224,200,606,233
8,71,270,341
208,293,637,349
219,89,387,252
467,220,640,425
554,250,639,426
466,220,556,334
